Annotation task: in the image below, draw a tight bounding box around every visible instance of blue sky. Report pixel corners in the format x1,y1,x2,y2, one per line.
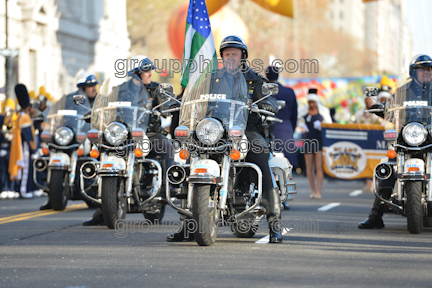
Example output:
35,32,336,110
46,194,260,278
405,0,432,56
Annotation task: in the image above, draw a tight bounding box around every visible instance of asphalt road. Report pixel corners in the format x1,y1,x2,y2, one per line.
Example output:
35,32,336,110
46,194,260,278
1,176,431,288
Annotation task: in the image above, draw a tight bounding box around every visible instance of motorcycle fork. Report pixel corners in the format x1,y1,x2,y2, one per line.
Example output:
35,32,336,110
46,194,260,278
218,155,231,210
186,155,199,209
126,151,135,198
427,152,432,202
69,150,78,188
397,152,404,201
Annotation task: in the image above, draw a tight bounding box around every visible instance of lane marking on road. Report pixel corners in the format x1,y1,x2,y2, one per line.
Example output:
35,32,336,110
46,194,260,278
255,228,290,244
0,203,88,225
349,190,363,197
317,202,341,212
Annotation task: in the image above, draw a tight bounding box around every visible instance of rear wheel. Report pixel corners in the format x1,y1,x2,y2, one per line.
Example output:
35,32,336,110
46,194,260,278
144,204,166,224
406,181,423,234
192,185,218,246
423,216,432,228
101,177,126,229
49,170,68,211
85,200,99,208
231,219,258,238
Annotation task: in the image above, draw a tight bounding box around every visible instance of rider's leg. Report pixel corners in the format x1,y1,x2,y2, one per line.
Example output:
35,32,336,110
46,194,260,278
245,131,282,244
358,173,396,229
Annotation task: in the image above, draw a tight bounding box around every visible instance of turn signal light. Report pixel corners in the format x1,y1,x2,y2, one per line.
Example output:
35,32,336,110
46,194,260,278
230,149,241,160
135,148,144,158
42,147,49,155
77,148,84,157
90,149,99,158
179,149,190,160
408,167,419,172
102,163,113,168
387,149,396,159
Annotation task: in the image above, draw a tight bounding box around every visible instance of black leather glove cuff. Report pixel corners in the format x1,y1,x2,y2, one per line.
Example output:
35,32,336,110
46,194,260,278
258,96,279,113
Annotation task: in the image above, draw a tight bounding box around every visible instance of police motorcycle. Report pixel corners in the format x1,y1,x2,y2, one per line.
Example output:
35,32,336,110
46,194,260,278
74,75,176,229
164,60,296,246
34,94,97,210
365,72,432,234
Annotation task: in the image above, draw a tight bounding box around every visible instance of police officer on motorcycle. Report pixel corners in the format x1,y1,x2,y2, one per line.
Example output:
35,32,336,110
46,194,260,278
127,55,175,193
82,56,175,225
167,36,283,243
358,54,432,229
40,71,100,212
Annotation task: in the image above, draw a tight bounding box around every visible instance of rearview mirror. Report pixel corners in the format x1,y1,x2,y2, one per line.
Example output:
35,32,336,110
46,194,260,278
262,83,279,96
277,100,286,110
364,87,379,97
30,99,41,108
159,83,174,96
73,95,86,105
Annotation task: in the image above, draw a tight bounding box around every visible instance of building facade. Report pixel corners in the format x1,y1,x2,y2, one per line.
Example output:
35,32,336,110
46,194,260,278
0,0,130,103
326,0,412,75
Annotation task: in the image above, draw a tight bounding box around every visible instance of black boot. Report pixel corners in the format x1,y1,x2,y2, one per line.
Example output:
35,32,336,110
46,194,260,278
166,219,195,242
83,208,104,226
263,187,283,244
358,196,385,229
269,219,283,243
358,213,384,229
40,200,52,210
282,201,290,210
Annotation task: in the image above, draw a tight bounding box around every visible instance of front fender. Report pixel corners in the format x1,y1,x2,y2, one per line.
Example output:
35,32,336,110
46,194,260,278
99,155,127,176
189,159,221,184
48,152,70,168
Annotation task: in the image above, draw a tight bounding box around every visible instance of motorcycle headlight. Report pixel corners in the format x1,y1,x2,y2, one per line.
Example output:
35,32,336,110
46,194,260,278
54,127,74,146
196,118,224,145
104,122,128,146
402,123,427,146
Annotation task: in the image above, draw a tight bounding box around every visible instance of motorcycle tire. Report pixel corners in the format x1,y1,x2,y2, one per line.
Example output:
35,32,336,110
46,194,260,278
143,204,166,224
49,170,68,211
101,177,126,229
406,181,423,234
192,185,218,246
85,200,99,208
231,219,258,238
423,216,432,228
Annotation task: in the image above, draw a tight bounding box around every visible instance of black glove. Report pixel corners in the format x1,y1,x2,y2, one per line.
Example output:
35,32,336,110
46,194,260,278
84,111,92,123
369,104,384,118
258,96,279,114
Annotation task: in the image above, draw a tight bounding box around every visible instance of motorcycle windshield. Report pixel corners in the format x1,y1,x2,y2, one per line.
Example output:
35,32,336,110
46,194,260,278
91,75,151,132
179,59,249,130
384,72,432,133
43,93,90,135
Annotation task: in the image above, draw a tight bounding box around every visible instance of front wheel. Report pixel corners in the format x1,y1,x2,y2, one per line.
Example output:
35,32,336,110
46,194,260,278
406,181,423,234
101,177,126,229
192,185,218,246
49,170,68,211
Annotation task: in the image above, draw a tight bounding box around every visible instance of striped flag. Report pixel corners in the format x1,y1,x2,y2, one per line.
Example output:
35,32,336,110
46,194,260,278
180,0,217,88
